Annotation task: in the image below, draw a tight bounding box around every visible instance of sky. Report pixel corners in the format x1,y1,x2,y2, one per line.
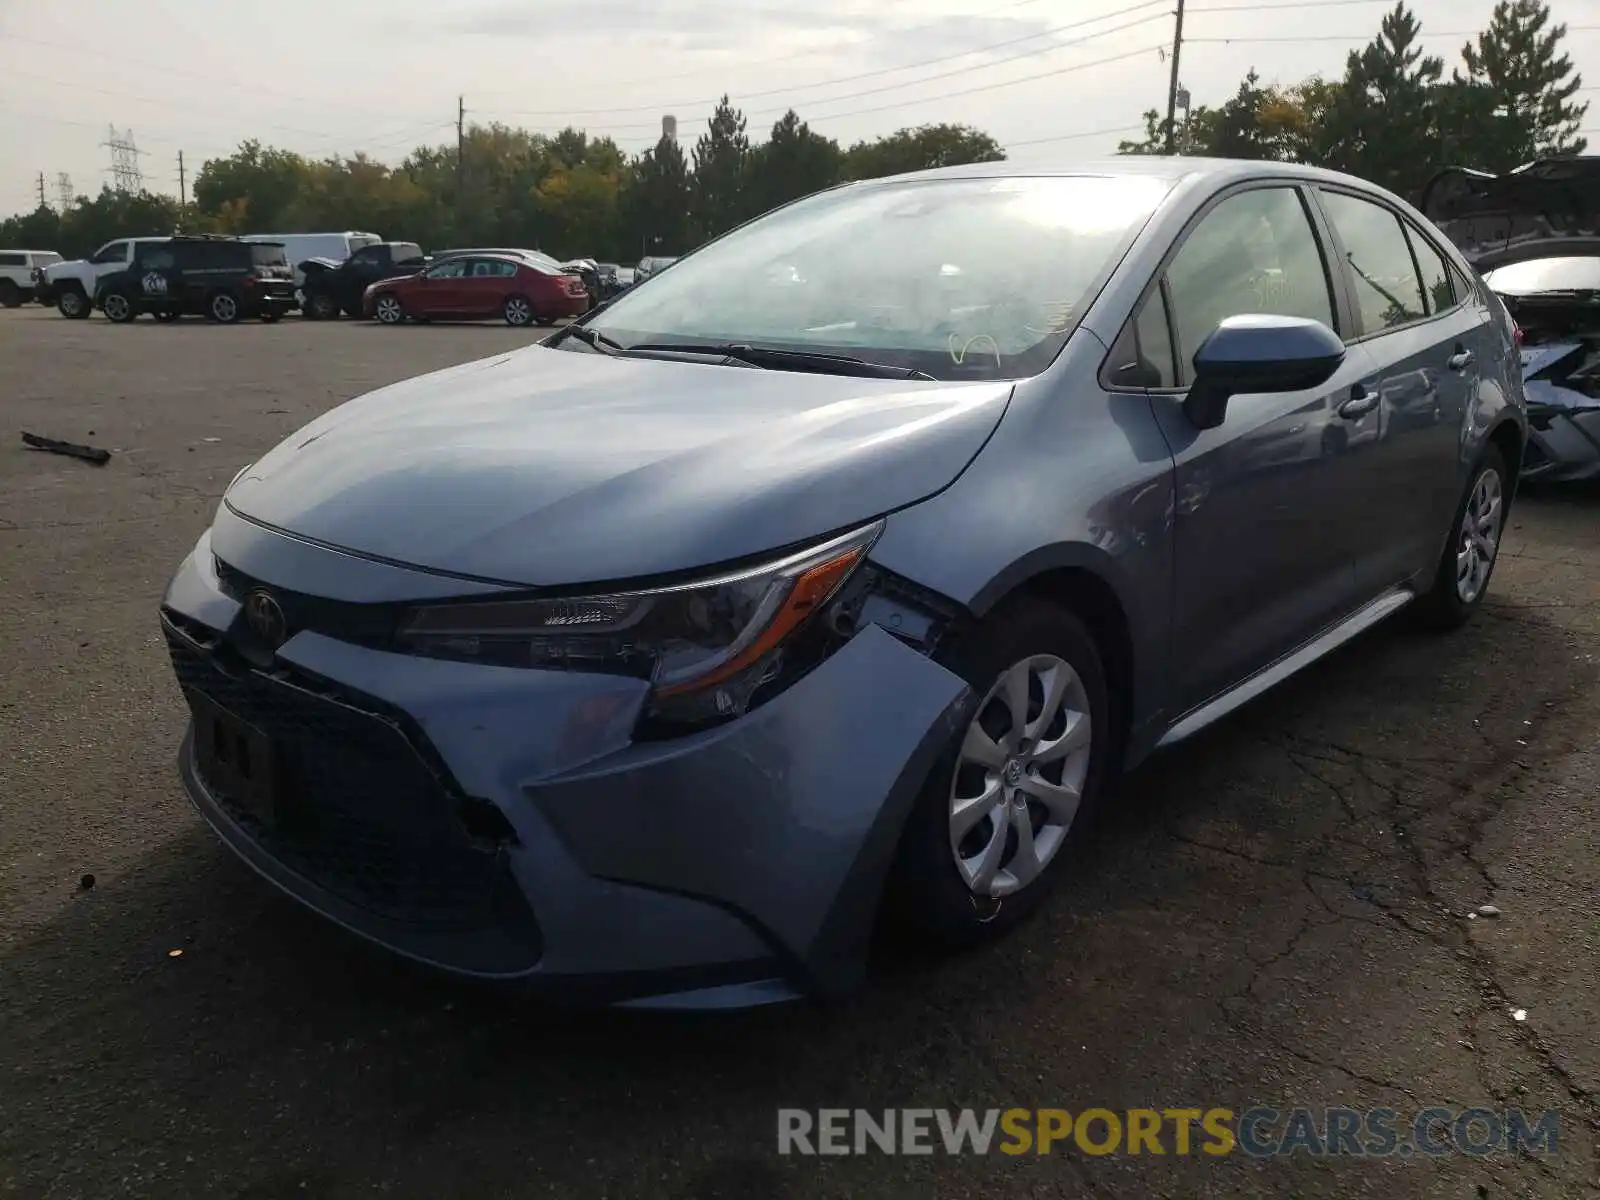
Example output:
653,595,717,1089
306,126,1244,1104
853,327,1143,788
2,0,1598,218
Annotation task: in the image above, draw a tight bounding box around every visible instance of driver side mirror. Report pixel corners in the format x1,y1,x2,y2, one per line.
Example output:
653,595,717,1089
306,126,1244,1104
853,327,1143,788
1183,314,1345,430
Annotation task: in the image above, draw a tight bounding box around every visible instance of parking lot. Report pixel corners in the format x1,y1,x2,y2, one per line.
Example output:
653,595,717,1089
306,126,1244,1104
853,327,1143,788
2,304,1598,1198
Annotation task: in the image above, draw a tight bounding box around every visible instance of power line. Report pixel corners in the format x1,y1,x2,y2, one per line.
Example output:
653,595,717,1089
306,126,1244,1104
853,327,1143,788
1165,0,1187,154
1186,22,1600,44
488,0,1171,117
1004,122,1148,149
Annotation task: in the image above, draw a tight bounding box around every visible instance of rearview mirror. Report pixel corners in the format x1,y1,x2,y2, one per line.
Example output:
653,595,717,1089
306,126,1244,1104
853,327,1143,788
1183,314,1345,431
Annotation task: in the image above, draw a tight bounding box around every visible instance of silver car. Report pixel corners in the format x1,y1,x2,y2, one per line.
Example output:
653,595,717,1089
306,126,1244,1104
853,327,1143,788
161,157,1526,1008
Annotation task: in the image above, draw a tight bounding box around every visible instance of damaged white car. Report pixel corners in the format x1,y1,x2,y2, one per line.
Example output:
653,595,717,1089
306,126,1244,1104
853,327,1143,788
1424,157,1600,483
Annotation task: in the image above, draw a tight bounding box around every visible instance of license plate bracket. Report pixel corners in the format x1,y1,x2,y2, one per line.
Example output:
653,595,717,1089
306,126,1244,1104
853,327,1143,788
190,691,281,829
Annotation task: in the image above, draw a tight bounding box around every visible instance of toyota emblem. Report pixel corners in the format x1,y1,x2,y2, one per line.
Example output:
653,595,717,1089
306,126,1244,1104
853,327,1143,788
243,590,288,649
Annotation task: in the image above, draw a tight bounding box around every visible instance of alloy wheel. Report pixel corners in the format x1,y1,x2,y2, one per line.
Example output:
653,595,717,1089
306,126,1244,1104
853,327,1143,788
102,294,132,322
376,296,404,324
211,294,238,322
59,291,85,317
505,297,532,326
948,653,1093,898
1455,467,1503,604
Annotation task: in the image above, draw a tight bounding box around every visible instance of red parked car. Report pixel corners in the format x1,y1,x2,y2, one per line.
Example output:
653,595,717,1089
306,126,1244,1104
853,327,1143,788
362,253,590,327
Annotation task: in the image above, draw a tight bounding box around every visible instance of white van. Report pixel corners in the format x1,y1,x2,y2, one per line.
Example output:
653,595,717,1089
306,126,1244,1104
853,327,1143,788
242,231,381,289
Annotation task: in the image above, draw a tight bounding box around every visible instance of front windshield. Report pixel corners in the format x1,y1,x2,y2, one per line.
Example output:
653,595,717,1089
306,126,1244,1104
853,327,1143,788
1484,255,1600,295
580,174,1172,381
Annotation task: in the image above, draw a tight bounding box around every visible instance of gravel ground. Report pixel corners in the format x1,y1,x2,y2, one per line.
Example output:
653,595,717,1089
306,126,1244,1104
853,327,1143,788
2,306,1597,1199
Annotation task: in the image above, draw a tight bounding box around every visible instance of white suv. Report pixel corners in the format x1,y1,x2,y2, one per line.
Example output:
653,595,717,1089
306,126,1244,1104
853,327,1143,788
42,238,170,319
0,250,63,307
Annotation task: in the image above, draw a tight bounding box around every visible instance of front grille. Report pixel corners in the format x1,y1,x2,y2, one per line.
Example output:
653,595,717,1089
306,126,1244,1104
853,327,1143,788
164,615,536,950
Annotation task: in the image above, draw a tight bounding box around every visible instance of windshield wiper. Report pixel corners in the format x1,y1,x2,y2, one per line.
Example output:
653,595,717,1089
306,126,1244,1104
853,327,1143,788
623,342,937,381
560,324,628,354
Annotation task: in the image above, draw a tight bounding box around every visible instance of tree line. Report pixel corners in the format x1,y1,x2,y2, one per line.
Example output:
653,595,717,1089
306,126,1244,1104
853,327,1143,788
1121,0,1588,201
0,0,1585,262
0,111,1002,264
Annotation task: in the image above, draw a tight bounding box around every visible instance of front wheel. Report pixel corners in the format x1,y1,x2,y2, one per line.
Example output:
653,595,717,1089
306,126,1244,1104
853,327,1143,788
57,288,90,319
1414,444,1508,630
503,295,534,327
303,291,339,320
884,597,1112,947
0,281,21,308
207,291,241,324
374,294,406,325
101,291,137,323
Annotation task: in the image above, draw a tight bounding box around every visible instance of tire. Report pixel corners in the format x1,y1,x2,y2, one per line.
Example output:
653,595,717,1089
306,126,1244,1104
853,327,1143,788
883,597,1113,948
259,310,281,324
503,295,534,327
303,291,339,321
1413,444,1509,631
0,281,21,308
207,291,241,324
57,288,90,319
374,294,406,325
100,291,137,324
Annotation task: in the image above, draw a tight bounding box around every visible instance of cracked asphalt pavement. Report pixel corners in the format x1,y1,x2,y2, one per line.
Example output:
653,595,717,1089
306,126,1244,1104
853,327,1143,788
2,307,1598,1198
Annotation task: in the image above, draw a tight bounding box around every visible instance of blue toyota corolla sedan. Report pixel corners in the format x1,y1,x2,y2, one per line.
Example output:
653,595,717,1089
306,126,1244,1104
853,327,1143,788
162,157,1526,1008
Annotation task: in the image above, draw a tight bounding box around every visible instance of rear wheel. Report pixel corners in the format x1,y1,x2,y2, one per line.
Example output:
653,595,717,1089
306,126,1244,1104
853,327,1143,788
207,291,241,324
884,597,1112,947
503,295,534,327
0,280,21,308
57,288,90,319
1414,444,1508,630
374,294,406,325
101,291,137,323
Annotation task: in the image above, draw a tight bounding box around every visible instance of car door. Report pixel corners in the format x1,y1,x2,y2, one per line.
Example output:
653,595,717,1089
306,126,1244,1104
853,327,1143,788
413,259,470,315
1129,183,1376,715
459,257,505,316
1313,188,1486,596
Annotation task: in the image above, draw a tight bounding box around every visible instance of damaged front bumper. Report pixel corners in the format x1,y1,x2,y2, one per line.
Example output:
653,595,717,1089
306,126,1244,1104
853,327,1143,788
160,519,972,1008
1524,378,1600,483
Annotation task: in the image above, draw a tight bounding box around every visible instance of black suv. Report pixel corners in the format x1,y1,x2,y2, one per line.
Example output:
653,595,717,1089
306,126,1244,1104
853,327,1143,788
95,237,297,324
299,241,428,319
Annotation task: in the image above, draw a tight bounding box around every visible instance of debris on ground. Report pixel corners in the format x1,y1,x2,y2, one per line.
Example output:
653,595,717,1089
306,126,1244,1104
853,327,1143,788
167,949,184,959
1511,1008,1527,1022
78,873,95,891
1477,904,1502,917
20,432,111,466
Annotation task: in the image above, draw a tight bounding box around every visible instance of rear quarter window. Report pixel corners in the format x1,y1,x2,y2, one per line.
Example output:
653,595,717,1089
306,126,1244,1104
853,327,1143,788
250,244,290,268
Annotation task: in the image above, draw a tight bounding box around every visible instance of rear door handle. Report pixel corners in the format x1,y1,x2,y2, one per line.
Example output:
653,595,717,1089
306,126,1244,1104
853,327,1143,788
1447,349,1475,371
1337,385,1378,420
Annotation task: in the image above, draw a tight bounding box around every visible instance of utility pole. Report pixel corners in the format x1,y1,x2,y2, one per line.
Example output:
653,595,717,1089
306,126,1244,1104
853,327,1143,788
36,172,47,209
178,151,186,208
1163,0,1186,155
456,95,465,187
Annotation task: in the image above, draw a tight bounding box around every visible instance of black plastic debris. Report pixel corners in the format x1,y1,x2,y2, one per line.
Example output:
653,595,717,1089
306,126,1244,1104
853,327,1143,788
21,432,111,466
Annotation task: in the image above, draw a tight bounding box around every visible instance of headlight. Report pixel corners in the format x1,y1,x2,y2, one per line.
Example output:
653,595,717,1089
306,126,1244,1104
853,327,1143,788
395,521,882,725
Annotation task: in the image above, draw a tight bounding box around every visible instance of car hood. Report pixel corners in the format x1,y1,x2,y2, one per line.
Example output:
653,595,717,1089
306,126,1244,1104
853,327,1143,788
225,345,1013,587
42,259,88,278
299,256,343,272
1421,158,1600,269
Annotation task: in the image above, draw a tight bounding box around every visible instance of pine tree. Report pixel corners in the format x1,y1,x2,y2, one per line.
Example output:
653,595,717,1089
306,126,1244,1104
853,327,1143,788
691,95,751,240
1461,0,1588,166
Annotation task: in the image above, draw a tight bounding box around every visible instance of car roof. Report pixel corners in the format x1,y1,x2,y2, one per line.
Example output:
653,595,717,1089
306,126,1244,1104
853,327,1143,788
849,155,1389,192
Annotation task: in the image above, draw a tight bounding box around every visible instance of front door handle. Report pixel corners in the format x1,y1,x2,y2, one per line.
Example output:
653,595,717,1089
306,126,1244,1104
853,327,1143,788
1337,385,1378,420
1447,348,1475,371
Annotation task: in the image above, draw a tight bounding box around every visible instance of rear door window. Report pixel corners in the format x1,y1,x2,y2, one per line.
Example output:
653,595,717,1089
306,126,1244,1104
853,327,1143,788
1404,224,1456,315
1319,190,1427,334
